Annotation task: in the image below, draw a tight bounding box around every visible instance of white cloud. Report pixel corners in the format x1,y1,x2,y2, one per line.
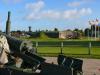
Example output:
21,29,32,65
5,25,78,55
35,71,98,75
41,10,61,19
26,13,41,20
79,8,92,16
63,9,78,19
67,1,84,7
63,8,92,19
67,0,94,7
2,0,22,3
25,1,92,20
26,0,44,12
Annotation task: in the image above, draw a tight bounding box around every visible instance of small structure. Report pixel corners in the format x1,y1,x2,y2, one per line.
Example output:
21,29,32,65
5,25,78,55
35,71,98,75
29,26,32,32
59,30,79,39
11,31,30,38
6,11,11,36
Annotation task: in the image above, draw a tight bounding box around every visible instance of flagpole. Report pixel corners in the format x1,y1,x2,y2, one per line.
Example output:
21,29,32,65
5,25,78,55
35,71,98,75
88,28,89,40
95,24,96,40
98,26,99,38
98,23,100,39
95,19,99,40
91,25,93,40
89,21,93,40
98,26,99,39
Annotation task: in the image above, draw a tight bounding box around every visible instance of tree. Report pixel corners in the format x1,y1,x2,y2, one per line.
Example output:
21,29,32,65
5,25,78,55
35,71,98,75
46,29,48,32
74,28,79,32
84,28,91,36
39,31,48,39
54,28,59,32
17,30,22,34
0,30,2,32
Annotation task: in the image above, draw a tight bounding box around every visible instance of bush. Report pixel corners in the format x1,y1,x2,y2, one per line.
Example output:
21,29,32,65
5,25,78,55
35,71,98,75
39,32,48,39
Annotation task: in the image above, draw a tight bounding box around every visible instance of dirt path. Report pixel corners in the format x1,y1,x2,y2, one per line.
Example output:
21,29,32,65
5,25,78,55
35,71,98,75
44,57,100,75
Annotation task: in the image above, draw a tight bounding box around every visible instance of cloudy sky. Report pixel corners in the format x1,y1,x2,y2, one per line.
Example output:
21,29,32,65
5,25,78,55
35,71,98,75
0,0,99,31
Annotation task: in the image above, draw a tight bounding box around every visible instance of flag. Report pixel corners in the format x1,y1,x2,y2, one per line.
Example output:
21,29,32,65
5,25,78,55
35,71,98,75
96,18,99,22
89,20,95,25
95,19,100,26
98,23,100,26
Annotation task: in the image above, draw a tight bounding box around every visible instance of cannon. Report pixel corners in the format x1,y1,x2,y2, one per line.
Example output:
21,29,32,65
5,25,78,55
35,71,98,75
0,32,35,53
0,32,83,75
57,55,83,75
0,32,45,70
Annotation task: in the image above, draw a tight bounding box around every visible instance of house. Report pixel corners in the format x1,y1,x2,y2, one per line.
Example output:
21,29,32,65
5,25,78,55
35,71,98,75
11,31,30,38
59,30,80,39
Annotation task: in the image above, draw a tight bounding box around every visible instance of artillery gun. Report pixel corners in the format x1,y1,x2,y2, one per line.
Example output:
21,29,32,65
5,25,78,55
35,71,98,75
0,32,45,70
0,32,83,75
0,32,35,53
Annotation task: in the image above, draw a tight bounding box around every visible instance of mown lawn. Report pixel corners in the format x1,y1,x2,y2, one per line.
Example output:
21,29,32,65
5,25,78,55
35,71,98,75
37,46,100,55
37,47,61,54
62,46,88,54
36,46,100,59
91,47,100,55
19,37,100,58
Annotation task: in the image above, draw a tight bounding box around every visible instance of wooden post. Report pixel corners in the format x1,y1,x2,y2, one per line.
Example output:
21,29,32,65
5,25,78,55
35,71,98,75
36,42,38,53
61,42,63,54
88,42,91,55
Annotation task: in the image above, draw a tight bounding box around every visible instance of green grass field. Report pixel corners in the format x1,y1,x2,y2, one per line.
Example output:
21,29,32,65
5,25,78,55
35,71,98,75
37,46,100,55
35,45,100,59
19,37,100,58
37,46,88,54
91,47,100,55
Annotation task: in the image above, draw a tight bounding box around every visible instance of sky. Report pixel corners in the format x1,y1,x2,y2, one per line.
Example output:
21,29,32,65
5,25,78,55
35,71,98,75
0,0,100,31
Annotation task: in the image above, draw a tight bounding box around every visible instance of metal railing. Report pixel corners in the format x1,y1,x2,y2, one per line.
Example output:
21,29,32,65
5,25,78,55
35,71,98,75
32,41,100,56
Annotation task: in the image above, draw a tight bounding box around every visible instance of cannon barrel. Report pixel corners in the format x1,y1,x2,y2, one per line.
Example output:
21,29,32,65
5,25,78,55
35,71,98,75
0,32,35,53
0,32,45,69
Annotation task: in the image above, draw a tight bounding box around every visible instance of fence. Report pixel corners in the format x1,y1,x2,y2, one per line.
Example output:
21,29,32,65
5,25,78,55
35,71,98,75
32,41,100,56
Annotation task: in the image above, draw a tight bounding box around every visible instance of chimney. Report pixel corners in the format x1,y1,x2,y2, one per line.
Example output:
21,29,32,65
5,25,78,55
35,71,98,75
6,11,11,35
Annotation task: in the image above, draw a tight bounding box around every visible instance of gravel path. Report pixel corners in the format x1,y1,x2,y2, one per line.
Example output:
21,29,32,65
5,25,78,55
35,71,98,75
44,57,100,75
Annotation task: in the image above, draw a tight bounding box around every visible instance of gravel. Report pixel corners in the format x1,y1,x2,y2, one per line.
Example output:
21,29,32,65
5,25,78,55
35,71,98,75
44,57,100,75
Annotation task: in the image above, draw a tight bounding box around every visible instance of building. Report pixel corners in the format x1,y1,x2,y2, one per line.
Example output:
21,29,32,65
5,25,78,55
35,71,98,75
59,30,80,39
11,31,30,38
29,26,32,32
